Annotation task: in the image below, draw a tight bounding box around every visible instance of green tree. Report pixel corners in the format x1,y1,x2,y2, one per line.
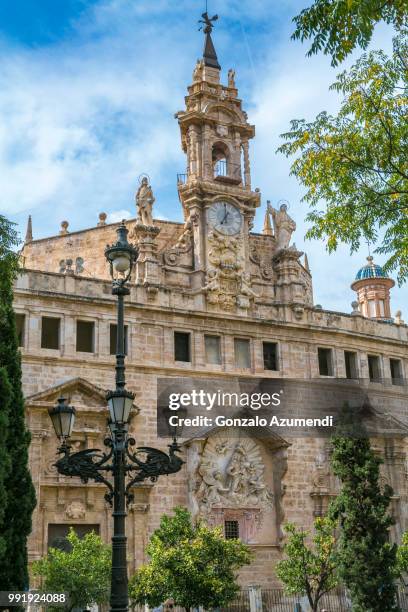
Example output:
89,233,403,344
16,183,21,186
0,215,36,590
292,0,408,66
32,528,111,611
278,32,408,282
396,531,408,576
328,411,399,611
0,368,11,563
129,507,252,612
276,517,338,612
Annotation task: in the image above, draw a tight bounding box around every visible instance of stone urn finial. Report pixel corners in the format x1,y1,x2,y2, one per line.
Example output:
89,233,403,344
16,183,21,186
98,212,107,226
60,220,69,235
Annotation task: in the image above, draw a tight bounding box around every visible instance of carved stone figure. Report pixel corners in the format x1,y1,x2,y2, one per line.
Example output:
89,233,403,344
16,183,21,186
136,177,155,226
228,68,236,88
193,433,273,515
65,500,85,519
268,202,296,250
193,59,204,82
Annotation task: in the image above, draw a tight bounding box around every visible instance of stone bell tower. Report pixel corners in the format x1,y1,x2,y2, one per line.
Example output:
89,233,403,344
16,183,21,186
176,12,261,313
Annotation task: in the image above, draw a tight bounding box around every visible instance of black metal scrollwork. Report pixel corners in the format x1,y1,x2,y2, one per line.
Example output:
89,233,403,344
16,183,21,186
125,439,184,503
54,437,184,507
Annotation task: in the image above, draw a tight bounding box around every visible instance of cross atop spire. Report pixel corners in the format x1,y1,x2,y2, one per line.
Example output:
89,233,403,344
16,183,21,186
198,12,221,70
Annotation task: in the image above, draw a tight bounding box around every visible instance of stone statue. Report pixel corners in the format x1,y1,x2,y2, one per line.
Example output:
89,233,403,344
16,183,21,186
228,68,236,88
268,202,296,250
136,177,155,226
193,59,204,82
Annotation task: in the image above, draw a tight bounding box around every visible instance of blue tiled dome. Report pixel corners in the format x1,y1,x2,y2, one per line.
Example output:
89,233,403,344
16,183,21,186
355,256,389,281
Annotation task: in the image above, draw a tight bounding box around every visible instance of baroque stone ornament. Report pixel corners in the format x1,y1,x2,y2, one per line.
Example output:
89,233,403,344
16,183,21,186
65,500,86,519
203,231,257,309
163,220,193,266
193,433,273,517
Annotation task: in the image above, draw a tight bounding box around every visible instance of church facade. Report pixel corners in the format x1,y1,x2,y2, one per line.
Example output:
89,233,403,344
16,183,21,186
15,21,408,586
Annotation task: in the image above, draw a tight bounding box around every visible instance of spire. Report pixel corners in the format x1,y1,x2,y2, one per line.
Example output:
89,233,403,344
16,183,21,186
262,203,273,236
199,12,221,70
304,253,310,272
25,215,33,243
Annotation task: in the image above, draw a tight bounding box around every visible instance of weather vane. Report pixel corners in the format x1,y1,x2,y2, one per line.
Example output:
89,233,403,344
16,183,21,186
198,11,218,34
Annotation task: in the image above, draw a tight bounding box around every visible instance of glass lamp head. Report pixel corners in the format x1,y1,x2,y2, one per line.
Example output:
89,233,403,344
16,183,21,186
106,389,135,425
48,397,76,440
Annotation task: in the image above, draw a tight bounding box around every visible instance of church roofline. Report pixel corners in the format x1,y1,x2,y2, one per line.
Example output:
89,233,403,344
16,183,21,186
21,217,185,245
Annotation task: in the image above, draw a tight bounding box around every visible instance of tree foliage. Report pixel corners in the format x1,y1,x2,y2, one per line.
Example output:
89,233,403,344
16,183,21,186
278,32,408,282
32,528,111,612
0,368,11,564
276,517,338,612
292,0,408,66
0,215,36,590
129,507,252,612
328,412,399,611
396,531,408,576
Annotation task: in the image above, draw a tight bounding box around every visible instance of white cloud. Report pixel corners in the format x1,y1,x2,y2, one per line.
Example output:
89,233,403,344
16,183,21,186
1,0,406,313
106,209,132,223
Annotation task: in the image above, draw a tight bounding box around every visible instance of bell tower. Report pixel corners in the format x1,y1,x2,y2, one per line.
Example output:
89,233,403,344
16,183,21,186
176,13,260,312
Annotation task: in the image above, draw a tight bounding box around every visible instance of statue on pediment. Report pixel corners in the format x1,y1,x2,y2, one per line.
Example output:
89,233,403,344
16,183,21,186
268,201,296,250
136,177,155,227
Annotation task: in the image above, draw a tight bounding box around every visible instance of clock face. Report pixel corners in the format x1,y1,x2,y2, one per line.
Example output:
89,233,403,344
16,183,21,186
207,201,242,236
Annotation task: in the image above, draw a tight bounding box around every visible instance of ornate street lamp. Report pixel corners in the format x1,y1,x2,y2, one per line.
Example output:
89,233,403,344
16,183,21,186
48,221,184,612
48,397,76,442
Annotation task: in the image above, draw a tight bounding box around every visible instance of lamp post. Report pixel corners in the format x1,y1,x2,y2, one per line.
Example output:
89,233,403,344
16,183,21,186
48,221,184,612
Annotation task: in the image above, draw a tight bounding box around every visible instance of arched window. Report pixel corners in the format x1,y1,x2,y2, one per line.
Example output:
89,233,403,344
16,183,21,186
212,142,229,178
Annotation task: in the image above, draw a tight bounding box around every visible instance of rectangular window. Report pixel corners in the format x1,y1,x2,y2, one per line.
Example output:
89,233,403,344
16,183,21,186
205,335,221,365
234,338,251,368
344,351,358,379
41,317,60,350
76,320,95,353
390,358,403,385
48,524,99,552
263,342,278,371
110,324,128,355
368,355,381,382
15,313,25,347
224,520,239,540
174,332,191,362
318,347,333,376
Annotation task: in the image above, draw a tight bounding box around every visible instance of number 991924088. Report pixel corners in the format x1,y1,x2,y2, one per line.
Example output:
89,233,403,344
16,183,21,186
0,592,68,607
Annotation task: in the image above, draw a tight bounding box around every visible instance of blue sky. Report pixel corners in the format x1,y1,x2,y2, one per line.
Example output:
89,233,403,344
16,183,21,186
0,0,406,315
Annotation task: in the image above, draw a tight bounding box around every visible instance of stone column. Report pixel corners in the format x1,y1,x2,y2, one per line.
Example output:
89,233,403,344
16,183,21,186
248,585,263,612
188,125,200,178
242,138,251,189
202,124,212,180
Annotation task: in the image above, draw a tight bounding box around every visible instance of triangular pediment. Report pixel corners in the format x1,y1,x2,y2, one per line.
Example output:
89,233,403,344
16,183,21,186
25,377,108,411
183,422,291,452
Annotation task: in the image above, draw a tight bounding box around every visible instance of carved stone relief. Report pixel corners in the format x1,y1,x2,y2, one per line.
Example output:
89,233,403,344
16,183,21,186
249,246,273,281
192,433,273,517
203,231,257,310
65,500,86,519
163,220,193,267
